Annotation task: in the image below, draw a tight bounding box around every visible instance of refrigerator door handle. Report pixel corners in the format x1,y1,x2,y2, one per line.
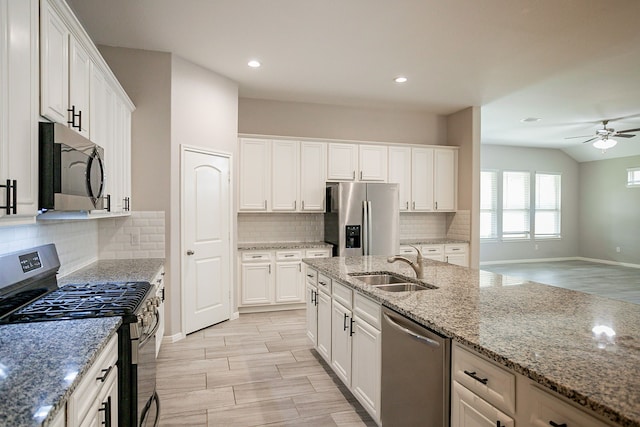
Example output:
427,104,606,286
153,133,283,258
362,200,369,255
367,201,373,255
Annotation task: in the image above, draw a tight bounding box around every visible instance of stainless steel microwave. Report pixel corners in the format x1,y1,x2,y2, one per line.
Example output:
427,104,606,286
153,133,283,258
39,122,106,211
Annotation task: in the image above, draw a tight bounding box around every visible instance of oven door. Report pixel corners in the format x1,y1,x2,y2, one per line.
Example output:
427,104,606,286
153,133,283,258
138,313,160,426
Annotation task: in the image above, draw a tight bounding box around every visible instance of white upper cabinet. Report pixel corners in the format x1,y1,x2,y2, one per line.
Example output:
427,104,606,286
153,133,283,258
239,138,270,211
434,148,457,211
327,143,358,181
68,36,90,137
39,0,69,124
0,0,39,224
388,146,411,211
272,140,299,211
411,147,435,211
300,141,326,211
358,144,387,182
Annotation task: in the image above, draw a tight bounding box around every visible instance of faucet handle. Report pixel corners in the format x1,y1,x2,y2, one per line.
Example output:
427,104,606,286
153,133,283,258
408,244,423,261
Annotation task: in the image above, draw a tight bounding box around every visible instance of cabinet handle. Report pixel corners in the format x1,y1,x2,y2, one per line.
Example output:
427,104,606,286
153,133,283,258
77,109,83,131
463,370,488,384
306,274,314,278
299,264,301,272
310,290,316,305
67,105,81,129
343,313,348,331
264,200,267,209
435,201,438,210
349,317,355,336
302,200,305,210
123,196,130,211
412,201,415,210
496,422,504,427
96,366,113,382
268,264,271,274
360,171,362,180
294,200,296,210
1,179,17,215
406,201,409,210
99,396,112,427
549,422,567,427
284,254,294,257
319,280,327,287
104,194,111,212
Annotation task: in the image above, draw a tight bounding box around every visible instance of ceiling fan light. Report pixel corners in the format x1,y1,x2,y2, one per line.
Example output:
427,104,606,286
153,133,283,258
593,138,617,150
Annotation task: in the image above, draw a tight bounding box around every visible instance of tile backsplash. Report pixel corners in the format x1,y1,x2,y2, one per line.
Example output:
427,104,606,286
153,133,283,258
98,211,165,259
446,210,470,240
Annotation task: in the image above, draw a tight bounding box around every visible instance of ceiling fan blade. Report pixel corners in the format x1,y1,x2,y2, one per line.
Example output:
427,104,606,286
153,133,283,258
582,137,598,144
617,127,640,133
613,133,635,138
564,135,593,139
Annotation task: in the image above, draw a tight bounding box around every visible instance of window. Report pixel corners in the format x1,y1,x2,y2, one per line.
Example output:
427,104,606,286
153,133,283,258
480,170,497,239
502,171,530,239
535,173,561,238
627,167,640,187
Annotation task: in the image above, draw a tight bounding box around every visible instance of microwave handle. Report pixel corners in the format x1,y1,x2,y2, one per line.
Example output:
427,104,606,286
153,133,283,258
104,194,111,212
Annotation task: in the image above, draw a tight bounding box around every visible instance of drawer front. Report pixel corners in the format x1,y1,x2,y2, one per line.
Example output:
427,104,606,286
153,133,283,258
276,250,303,261
453,343,516,414
317,273,332,295
399,245,417,255
332,281,353,309
354,292,381,328
305,267,318,286
421,244,444,255
528,385,609,427
445,243,467,254
305,248,331,258
452,381,514,427
242,251,272,262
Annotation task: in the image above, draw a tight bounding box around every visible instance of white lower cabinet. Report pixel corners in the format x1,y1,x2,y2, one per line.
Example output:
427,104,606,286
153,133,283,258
305,278,318,346
331,297,352,385
240,253,273,306
67,334,118,427
399,243,469,267
452,381,514,427
527,385,609,427
275,252,303,303
316,288,332,362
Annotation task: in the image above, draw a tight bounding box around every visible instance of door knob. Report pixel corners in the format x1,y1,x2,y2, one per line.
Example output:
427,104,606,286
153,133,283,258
186,250,195,256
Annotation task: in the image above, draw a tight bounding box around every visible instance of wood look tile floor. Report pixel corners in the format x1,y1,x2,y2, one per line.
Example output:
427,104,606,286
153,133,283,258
156,309,376,427
482,260,640,304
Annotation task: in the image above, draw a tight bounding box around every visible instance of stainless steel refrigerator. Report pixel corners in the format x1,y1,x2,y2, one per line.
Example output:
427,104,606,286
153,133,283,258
324,182,399,256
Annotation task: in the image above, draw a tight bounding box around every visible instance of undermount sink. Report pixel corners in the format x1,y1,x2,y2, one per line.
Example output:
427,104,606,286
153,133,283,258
349,272,434,292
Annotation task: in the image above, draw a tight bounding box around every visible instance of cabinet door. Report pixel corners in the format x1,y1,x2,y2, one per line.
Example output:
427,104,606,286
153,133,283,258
275,261,303,303
434,148,456,211
69,36,91,137
316,290,332,362
446,253,468,267
528,385,609,427
305,283,318,346
358,145,387,182
451,381,514,427
411,148,434,211
40,0,69,124
352,317,381,423
0,0,39,222
422,244,445,262
90,63,115,213
327,143,357,181
121,102,132,212
240,262,272,305
300,141,326,211
271,140,299,211
331,300,352,386
239,138,270,210
388,146,411,211
94,365,118,427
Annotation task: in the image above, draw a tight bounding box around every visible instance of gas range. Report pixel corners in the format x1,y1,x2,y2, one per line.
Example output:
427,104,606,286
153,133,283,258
0,244,160,427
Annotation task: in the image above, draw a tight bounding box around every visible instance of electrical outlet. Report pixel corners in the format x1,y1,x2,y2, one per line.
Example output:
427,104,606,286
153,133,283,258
131,230,140,246
616,246,621,253
534,244,539,250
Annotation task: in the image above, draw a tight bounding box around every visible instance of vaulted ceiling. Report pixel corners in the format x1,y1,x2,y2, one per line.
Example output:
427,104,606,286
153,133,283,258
67,0,640,162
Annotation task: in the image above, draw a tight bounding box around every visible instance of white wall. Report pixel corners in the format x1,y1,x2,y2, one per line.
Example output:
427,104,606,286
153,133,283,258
480,145,580,262
579,155,640,264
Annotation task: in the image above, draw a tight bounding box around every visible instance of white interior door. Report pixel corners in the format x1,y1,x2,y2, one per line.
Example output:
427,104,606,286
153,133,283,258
182,147,231,334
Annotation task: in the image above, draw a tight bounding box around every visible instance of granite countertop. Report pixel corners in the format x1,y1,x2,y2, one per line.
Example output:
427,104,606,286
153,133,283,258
303,256,640,427
400,238,469,245
58,258,164,286
0,318,122,427
238,241,333,251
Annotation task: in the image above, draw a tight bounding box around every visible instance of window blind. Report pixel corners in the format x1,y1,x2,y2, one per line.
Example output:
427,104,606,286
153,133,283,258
480,170,497,239
502,171,530,239
535,173,561,238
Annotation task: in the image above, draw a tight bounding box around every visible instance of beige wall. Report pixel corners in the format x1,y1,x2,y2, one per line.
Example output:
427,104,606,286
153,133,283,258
446,107,481,267
239,98,446,144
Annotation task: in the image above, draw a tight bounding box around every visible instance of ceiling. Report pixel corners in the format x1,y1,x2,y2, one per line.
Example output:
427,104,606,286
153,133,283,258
66,0,640,162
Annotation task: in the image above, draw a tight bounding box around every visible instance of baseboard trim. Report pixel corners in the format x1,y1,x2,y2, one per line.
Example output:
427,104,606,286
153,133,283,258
480,256,640,269
164,332,186,344
238,303,306,314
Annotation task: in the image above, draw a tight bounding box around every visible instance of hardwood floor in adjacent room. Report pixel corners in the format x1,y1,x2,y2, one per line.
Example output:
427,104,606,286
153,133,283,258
482,260,640,304
156,309,376,426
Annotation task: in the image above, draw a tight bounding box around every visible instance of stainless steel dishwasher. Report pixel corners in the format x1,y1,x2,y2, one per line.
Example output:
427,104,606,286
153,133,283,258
381,307,451,427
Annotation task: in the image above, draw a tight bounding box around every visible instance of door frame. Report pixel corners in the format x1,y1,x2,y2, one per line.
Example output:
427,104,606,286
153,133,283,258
180,144,234,336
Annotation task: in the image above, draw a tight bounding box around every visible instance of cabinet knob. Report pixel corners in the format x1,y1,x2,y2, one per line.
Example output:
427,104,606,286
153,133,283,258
187,250,195,256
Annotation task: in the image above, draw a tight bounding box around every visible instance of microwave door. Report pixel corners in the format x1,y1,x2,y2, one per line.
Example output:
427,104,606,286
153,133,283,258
86,147,105,209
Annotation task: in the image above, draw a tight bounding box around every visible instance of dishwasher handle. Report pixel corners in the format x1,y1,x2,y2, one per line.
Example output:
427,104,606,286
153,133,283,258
383,312,441,348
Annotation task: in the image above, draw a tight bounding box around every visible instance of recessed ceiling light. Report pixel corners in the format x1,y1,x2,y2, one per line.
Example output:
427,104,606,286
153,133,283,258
394,76,408,83
248,60,261,68
520,117,541,123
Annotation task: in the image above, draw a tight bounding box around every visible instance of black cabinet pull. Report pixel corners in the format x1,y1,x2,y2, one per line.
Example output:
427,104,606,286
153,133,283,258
1,180,17,215
464,370,488,384
98,396,112,427
104,194,111,212
349,317,355,336
343,312,348,331
496,422,505,427
549,422,567,427
67,106,82,129
96,365,113,382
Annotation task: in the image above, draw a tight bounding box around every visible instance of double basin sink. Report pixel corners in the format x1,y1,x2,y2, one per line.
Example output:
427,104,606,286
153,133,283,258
349,272,435,292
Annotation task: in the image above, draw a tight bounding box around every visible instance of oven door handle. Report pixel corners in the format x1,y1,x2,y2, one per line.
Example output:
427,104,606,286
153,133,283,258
139,308,161,348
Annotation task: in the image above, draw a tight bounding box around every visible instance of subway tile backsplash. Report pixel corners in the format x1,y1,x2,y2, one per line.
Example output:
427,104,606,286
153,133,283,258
98,211,165,259
446,210,470,240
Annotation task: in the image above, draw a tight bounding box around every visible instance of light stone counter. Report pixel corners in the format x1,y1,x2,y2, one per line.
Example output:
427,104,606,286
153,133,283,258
238,241,332,251
303,255,640,427
58,258,164,286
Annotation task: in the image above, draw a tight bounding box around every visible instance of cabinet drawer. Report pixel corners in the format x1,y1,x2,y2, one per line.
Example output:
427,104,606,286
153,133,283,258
399,246,417,255
305,267,318,286
452,381,514,427
317,273,332,294
528,385,609,427
452,343,515,414
276,250,302,261
242,251,272,262
354,292,381,328
305,248,331,258
445,244,467,254
332,281,353,309
68,334,118,426
421,244,444,255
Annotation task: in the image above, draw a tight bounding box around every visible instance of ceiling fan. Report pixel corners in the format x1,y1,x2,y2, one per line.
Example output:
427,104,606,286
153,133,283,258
565,120,640,150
